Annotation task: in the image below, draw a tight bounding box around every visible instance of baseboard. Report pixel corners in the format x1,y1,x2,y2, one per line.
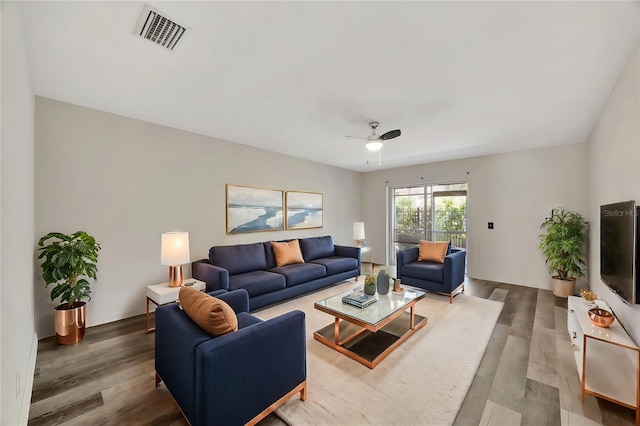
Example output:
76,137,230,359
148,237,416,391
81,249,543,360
89,308,146,328
18,331,38,425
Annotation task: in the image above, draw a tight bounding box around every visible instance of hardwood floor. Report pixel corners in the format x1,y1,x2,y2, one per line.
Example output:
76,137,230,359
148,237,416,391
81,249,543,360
28,278,637,425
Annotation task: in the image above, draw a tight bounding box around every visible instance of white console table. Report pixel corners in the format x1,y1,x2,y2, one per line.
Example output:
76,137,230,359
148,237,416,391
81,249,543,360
567,296,640,425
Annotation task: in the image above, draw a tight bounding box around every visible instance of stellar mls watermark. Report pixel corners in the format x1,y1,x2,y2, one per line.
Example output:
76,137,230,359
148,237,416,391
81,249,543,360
603,208,638,217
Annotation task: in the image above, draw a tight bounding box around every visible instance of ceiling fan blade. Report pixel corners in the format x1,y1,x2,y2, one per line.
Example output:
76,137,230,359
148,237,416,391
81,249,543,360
345,135,368,140
380,129,401,140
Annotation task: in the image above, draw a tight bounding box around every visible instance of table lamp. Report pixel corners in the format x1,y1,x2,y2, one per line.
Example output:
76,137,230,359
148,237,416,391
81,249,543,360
161,232,190,287
353,222,365,246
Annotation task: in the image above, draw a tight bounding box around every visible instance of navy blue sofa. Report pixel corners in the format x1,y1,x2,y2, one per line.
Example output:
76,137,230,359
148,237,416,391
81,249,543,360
396,246,467,303
155,289,307,426
193,236,361,311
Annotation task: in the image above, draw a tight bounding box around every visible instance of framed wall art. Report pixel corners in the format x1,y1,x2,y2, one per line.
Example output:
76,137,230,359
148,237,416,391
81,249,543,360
285,191,323,230
226,184,284,234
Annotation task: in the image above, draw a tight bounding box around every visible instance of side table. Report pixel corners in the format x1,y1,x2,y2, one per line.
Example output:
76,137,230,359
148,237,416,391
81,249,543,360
360,246,373,275
146,278,206,333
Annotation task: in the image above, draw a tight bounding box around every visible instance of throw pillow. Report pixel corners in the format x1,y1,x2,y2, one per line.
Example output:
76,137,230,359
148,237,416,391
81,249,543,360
178,287,238,337
418,240,449,264
271,239,305,267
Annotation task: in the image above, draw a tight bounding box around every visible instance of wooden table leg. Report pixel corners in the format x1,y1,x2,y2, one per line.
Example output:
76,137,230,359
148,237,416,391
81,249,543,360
410,305,415,329
334,317,340,345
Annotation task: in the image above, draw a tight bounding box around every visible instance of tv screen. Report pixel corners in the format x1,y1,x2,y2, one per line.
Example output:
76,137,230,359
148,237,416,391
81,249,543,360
600,200,638,305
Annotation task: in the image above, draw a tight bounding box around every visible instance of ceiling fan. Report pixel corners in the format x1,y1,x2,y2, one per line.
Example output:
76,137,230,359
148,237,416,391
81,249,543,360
346,121,401,165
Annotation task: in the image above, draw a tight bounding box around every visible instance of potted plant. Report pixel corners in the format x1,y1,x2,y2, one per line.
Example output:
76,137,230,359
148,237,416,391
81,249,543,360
364,274,377,296
538,207,588,298
38,231,101,344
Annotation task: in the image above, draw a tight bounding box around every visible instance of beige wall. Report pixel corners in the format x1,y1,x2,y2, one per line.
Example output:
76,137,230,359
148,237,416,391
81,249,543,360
34,97,362,337
362,143,588,290
1,2,38,424
587,44,640,345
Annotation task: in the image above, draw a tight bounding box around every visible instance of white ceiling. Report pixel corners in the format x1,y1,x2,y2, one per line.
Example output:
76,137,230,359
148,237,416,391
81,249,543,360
20,1,639,172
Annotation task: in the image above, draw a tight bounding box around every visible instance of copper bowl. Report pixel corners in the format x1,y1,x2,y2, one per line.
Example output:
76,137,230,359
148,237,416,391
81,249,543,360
588,308,614,328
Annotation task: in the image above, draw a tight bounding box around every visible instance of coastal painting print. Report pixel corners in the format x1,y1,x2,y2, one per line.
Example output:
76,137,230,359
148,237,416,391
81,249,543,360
226,185,284,234
285,191,323,229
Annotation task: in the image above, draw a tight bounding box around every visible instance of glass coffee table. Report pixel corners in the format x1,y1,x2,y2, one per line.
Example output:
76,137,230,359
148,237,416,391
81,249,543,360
313,286,427,369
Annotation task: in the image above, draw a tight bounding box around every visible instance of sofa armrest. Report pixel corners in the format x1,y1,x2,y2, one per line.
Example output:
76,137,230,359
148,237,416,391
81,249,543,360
211,289,249,314
155,303,211,423
335,245,361,276
396,247,419,279
334,244,360,259
194,310,307,425
192,259,230,291
444,249,466,290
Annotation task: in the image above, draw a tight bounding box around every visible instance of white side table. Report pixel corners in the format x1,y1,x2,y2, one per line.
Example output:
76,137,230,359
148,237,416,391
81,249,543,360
145,278,206,333
360,246,373,275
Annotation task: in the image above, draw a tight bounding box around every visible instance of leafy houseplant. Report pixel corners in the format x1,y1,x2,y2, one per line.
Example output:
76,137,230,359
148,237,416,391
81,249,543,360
38,231,101,344
538,208,588,297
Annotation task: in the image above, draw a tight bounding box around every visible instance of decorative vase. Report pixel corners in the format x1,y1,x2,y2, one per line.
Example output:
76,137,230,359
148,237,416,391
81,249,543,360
364,283,376,296
54,301,86,345
377,270,390,295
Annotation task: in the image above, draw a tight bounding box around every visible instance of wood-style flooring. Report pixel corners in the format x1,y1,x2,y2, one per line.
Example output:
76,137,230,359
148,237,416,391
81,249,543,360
28,278,638,425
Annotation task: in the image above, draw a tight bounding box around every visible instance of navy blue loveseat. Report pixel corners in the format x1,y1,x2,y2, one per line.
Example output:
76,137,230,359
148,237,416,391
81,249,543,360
155,289,307,426
192,236,360,311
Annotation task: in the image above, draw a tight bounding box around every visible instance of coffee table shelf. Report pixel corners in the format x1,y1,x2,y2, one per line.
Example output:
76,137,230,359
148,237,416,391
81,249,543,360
314,286,427,369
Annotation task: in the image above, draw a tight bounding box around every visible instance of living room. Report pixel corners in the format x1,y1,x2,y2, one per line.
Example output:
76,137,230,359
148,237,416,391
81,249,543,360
2,1,640,425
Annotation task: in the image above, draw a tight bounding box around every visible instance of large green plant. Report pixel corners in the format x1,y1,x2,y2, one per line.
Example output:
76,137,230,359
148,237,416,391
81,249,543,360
538,208,588,281
38,231,101,309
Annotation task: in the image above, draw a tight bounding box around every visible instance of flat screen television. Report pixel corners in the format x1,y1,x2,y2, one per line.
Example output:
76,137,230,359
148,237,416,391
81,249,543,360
600,200,639,305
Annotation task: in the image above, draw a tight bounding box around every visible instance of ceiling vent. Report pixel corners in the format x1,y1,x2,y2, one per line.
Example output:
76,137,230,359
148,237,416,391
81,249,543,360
134,5,190,52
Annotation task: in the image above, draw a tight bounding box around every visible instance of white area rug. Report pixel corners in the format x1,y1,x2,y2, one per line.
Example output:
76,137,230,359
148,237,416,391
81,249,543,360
255,281,504,426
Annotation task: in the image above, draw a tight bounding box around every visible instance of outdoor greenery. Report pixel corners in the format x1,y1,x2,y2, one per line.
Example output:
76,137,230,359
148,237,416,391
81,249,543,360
38,231,101,309
395,197,467,247
435,199,466,232
538,207,588,281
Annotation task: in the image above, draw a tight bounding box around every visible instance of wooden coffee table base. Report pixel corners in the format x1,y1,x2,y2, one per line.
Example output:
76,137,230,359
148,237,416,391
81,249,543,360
313,310,427,369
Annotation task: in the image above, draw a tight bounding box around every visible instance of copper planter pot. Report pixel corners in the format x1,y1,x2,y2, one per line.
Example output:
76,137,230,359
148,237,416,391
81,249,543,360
55,302,86,345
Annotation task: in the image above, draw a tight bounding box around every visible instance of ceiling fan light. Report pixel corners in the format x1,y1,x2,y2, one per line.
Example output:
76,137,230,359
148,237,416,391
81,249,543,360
365,141,383,151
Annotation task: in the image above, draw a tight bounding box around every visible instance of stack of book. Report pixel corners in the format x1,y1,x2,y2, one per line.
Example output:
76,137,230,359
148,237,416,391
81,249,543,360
342,291,377,309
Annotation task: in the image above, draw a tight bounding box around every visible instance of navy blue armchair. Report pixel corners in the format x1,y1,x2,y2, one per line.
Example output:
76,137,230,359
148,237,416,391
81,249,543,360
396,247,466,303
155,289,307,425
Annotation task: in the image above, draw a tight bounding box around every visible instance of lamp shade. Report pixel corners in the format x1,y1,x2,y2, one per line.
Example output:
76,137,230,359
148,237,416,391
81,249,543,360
161,232,190,266
353,222,365,241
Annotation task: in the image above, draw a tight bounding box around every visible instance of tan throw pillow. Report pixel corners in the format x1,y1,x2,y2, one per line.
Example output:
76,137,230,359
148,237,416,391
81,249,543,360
178,287,238,337
418,240,449,264
271,239,305,267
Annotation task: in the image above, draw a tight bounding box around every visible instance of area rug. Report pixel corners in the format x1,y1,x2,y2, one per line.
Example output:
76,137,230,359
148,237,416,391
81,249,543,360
255,281,503,426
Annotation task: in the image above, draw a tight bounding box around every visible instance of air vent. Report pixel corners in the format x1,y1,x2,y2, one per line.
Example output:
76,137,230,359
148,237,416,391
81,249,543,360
134,5,190,51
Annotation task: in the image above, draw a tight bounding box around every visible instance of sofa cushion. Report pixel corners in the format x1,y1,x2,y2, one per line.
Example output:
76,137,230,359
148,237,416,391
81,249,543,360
269,263,326,287
229,271,286,297
209,242,268,275
271,239,305,267
299,236,335,261
402,261,445,283
178,287,238,337
309,256,358,276
418,240,449,264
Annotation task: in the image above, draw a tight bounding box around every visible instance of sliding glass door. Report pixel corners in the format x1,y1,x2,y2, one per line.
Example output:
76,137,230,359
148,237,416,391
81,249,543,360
389,182,467,264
